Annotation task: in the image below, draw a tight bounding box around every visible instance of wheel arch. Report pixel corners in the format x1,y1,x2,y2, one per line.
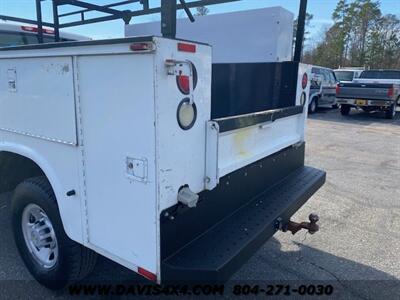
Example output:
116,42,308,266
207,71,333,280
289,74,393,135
0,142,82,243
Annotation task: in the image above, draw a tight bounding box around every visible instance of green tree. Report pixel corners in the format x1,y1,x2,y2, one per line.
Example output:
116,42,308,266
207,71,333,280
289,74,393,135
332,0,351,66
293,13,314,49
350,0,381,65
303,0,400,69
367,14,400,68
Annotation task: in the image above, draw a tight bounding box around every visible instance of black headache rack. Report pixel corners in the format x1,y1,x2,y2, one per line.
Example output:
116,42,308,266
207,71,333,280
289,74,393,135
0,0,308,62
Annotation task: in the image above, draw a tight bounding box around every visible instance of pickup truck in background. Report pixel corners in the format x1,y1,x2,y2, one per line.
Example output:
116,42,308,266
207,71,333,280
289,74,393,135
336,70,400,119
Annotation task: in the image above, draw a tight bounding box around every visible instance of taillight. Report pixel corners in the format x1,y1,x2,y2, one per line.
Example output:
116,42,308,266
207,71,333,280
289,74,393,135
138,267,157,282
388,87,394,98
302,73,308,89
336,84,341,95
176,63,198,95
177,75,190,95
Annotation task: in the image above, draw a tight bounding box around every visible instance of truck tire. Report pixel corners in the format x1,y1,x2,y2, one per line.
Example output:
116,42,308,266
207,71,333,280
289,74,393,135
340,105,351,116
11,176,97,290
308,97,318,114
385,103,396,119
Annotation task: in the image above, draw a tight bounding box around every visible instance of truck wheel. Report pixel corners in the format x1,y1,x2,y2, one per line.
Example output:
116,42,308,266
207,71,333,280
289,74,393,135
11,177,97,290
340,105,351,116
308,97,318,114
385,104,396,119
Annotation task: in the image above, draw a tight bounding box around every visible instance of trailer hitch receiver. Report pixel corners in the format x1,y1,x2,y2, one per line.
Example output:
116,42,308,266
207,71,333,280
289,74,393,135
276,213,320,235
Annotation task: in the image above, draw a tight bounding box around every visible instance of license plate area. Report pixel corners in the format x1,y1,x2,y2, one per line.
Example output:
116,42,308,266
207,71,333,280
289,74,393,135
355,99,367,106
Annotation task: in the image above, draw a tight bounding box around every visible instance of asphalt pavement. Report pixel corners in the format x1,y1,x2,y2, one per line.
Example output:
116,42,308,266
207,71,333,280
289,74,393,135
0,107,399,299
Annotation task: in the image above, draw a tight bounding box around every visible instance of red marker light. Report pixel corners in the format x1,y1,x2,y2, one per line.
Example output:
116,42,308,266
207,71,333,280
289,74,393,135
21,26,54,35
138,267,157,282
43,28,54,34
21,26,38,33
129,42,154,52
178,42,196,53
302,73,308,89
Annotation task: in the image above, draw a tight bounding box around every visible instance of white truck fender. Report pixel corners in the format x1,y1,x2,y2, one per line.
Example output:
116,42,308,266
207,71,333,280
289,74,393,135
0,142,83,243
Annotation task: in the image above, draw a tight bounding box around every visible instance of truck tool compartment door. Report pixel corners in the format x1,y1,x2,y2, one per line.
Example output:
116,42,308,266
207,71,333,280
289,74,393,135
0,57,77,145
78,53,158,274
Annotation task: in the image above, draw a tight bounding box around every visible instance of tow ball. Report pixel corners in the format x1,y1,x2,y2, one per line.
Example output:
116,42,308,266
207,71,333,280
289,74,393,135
275,214,320,235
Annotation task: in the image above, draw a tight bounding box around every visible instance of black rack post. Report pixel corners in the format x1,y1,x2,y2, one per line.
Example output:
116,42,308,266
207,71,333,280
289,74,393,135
52,1,60,42
35,0,44,43
161,0,177,38
294,0,308,62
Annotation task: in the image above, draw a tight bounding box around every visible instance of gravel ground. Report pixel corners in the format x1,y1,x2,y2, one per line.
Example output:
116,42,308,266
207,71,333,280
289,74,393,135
0,108,399,299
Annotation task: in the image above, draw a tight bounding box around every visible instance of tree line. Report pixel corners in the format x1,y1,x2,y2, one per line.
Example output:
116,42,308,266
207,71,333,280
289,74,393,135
302,0,400,69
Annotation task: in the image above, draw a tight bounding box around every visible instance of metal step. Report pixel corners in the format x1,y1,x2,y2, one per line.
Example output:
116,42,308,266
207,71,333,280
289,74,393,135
162,166,326,282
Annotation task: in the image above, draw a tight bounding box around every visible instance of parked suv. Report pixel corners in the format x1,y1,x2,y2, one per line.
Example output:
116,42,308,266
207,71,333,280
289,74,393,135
308,66,338,114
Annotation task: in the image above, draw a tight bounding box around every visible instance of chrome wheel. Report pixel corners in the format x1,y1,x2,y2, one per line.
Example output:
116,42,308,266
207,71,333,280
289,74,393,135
21,204,58,269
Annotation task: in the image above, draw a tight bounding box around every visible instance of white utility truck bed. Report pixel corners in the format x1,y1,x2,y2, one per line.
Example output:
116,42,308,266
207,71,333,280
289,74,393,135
0,1,325,290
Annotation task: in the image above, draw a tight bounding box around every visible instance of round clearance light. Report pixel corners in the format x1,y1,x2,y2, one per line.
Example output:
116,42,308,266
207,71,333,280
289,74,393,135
300,92,307,106
177,98,197,130
302,73,308,89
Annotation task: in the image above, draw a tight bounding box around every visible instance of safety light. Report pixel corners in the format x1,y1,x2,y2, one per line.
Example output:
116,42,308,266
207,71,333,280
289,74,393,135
177,98,197,130
129,42,154,52
300,92,306,106
176,63,198,95
302,73,308,89
177,75,190,95
177,42,196,53
138,267,157,282
388,87,394,98
336,84,341,95
21,26,54,35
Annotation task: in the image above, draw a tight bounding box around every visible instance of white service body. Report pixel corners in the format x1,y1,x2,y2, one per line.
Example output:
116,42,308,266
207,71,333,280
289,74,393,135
125,7,294,63
0,35,310,282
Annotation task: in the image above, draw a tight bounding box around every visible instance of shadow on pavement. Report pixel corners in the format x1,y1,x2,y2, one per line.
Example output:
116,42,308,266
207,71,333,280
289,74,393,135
235,237,400,299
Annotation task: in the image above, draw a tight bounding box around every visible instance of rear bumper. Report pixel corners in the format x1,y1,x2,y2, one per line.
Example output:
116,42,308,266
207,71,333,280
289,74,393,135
337,98,394,107
160,143,326,282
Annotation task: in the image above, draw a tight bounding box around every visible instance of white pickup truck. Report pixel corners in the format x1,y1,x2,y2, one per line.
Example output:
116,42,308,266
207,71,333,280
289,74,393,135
0,0,325,289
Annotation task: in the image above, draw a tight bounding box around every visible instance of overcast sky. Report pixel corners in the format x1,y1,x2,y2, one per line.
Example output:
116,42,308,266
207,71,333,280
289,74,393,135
1,0,399,41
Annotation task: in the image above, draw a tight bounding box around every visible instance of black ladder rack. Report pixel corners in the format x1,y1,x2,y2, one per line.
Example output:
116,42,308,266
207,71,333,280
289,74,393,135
0,0,308,61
